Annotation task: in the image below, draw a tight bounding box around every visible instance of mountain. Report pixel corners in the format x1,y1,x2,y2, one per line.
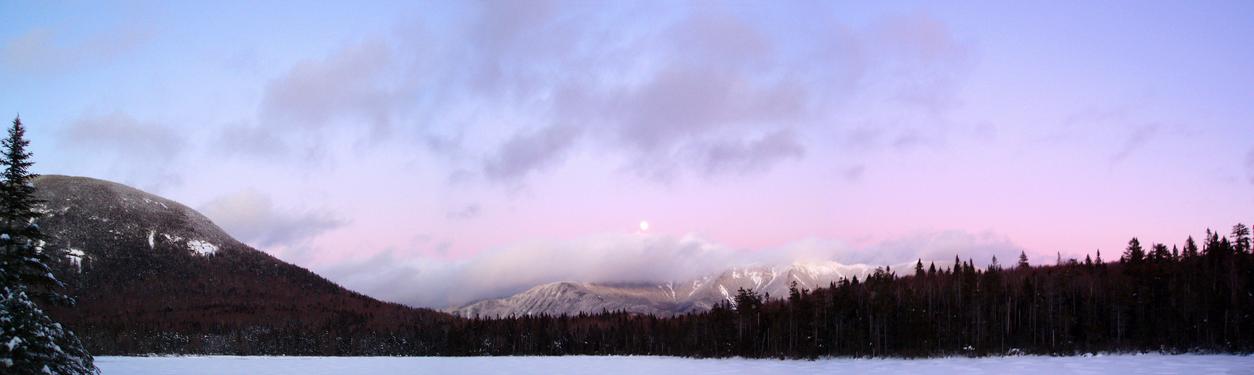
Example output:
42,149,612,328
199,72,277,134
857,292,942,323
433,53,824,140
449,262,876,318
32,175,448,355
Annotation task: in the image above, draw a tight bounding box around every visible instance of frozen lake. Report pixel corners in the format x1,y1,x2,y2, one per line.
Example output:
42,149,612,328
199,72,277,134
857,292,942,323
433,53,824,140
97,354,1254,374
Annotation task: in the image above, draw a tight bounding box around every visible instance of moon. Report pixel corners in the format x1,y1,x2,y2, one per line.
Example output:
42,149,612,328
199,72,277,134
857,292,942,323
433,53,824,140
639,220,650,231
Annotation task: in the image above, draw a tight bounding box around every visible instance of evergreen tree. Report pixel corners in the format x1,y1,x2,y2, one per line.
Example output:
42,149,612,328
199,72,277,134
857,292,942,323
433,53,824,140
1122,237,1145,264
1183,237,1199,258
1017,251,1029,269
0,117,96,374
0,288,95,374
1232,223,1250,254
1151,243,1170,262
0,116,59,297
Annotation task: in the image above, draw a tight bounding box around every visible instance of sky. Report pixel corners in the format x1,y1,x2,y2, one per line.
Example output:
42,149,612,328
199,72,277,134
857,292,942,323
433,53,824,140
2,1,1253,308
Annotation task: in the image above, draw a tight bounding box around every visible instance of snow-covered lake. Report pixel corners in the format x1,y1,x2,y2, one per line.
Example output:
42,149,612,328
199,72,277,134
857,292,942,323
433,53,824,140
97,354,1254,374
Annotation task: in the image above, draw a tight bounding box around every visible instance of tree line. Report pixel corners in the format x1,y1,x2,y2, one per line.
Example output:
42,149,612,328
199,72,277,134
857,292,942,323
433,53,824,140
437,226,1254,358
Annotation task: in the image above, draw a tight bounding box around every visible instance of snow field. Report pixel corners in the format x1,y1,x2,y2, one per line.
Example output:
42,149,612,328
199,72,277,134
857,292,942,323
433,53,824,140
97,354,1254,375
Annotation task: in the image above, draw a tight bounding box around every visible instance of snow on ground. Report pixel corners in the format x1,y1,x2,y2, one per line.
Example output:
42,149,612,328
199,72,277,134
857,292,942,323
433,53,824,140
97,354,1254,374
185,240,218,256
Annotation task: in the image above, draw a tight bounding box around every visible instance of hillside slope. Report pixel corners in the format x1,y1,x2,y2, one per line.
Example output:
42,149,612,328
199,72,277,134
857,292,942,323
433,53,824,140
34,175,449,355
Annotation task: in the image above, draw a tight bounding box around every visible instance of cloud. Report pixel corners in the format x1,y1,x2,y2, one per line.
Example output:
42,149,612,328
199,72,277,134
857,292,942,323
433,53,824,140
59,112,187,190
446,204,481,220
62,112,184,158
233,4,971,186
841,165,866,181
213,124,289,159
199,189,345,251
259,40,403,138
855,230,1025,267
482,125,580,183
1,26,148,73
398,3,975,186
323,229,1022,308
694,130,804,175
1111,124,1158,162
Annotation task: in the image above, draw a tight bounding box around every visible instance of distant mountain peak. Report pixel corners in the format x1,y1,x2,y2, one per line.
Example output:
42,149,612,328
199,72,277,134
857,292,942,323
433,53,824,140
448,261,874,318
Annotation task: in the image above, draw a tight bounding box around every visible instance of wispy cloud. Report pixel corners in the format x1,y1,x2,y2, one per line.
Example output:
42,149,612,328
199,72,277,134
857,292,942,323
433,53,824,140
58,112,187,190
0,26,148,74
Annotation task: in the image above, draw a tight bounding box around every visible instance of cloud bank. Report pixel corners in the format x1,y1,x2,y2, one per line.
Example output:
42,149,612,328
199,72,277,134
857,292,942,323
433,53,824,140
238,2,972,186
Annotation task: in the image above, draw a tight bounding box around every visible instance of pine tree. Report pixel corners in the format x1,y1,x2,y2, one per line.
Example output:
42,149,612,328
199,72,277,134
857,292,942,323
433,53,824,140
1122,237,1145,264
0,116,58,296
1232,223,1250,254
0,117,97,374
0,288,95,374
1017,251,1029,269
1151,243,1170,262
1183,237,1199,258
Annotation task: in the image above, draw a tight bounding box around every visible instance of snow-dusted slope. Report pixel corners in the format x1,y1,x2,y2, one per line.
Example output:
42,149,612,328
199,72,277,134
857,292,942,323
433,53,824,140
35,175,239,264
450,261,876,318
32,175,446,354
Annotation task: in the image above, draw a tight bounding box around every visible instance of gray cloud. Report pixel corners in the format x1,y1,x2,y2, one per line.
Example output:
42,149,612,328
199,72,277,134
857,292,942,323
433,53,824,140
1,26,148,74
841,165,866,182
59,112,187,190
62,112,184,159
400,3,973,185
482,125,580,183
213,123,289,159
324,229,1022,308
446,204,481,220
694,130,804,175
1111,124,1158,162
199,189,345,250
260,40,402,138
237,3,971,187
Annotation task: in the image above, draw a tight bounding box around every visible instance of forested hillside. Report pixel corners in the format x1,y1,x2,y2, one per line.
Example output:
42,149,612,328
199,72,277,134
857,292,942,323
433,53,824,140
35,175,451,355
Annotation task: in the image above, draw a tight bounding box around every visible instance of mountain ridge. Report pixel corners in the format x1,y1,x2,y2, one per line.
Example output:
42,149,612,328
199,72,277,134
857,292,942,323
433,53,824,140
448,261,881,318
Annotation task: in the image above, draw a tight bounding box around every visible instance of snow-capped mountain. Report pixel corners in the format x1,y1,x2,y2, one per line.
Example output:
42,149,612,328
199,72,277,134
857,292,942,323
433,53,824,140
449,262,877,318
